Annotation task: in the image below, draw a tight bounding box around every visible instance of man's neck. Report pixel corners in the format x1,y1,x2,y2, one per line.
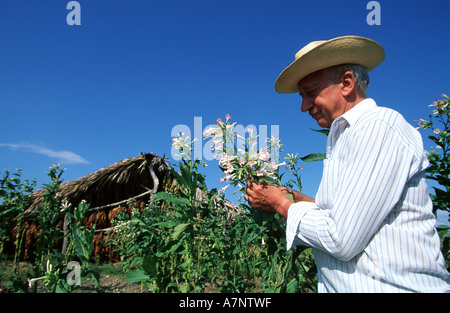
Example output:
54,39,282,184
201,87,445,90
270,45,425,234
344,95,366,113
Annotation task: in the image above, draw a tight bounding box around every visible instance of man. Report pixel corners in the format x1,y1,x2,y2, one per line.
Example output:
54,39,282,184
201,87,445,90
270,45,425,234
245,35,450,292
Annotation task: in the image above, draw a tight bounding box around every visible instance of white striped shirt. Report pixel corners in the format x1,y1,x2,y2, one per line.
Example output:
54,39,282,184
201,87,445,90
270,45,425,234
286,98,450,292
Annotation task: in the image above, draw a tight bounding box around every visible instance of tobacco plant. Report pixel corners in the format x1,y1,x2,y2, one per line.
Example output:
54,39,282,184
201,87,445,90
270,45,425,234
202,115,318,292
1,165,99,292
416,94,450,268
33,165,65,274
0,169,36,274
116,157,242,292
117,116,319,293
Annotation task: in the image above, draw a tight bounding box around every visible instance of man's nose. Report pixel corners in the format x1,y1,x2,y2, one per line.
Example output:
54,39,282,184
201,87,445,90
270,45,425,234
301,98,313,113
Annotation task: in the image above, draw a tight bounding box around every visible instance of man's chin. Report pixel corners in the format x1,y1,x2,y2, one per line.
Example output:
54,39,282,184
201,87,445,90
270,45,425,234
316,119,330,128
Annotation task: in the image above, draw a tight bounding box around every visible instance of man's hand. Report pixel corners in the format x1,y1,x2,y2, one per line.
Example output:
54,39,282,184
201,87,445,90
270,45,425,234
277,187,315,204
244,181,294,219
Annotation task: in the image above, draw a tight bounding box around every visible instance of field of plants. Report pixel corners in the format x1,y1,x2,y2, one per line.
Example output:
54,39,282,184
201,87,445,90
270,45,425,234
0,95,449,293
0,119,319,293
0,160,318,293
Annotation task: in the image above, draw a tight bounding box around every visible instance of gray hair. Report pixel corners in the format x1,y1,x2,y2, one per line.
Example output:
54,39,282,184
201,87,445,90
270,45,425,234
323,64,370,97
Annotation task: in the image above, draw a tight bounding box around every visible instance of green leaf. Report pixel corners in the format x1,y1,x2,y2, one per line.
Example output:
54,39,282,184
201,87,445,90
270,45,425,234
153,192,190,206
437,225,450,239
83,269,100,288
142,254,157,277
171,223,191,240
151,221,178,228
180,164,193,186
0,206,20,217
166,241,182,254
126,269,150,284
300,153,326,162
286,278,299,293
180,283,190,293
73,228,93,261
130,216,146,227
309,128,330,136
242,224,262,244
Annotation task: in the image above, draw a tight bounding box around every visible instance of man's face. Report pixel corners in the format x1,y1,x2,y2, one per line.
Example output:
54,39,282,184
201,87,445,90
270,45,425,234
297,70,343,129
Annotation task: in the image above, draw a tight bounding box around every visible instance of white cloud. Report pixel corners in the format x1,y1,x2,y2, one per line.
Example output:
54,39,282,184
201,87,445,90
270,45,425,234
0,143,89,165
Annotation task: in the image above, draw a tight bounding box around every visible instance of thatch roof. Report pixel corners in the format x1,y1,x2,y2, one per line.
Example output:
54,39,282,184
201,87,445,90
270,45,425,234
12,152,241,262
24,152,169,218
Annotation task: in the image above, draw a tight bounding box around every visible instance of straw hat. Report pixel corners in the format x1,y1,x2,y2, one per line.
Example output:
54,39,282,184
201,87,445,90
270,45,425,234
275,35,385,94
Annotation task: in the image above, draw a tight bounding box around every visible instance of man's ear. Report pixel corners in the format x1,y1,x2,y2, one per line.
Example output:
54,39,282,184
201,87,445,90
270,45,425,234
340,71,356,97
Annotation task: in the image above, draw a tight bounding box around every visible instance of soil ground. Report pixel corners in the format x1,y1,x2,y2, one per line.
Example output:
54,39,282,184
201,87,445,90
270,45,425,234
0,261,234,293
0,261,140,293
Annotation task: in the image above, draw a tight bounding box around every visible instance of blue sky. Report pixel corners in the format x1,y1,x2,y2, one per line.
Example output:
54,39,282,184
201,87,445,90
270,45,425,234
1,1,449,222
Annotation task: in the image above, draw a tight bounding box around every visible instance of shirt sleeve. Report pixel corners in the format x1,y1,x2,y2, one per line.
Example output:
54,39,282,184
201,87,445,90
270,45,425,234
286,201,319,250
286,119,420,261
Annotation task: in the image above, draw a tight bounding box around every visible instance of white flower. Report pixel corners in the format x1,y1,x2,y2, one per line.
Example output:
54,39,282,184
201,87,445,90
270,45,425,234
219,184,230,195
206,115,285,187
224,163,235,174
258,151,270,162
172,133,197,160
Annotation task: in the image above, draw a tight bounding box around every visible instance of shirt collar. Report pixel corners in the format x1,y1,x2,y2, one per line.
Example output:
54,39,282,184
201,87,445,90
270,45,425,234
339,98,377,126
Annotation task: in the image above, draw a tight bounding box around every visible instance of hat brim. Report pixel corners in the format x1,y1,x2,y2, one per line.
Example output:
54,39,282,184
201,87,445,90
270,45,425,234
275,36,385,94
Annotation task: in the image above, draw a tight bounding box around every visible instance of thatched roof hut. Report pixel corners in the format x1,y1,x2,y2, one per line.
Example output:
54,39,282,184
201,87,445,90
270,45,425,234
11,152,240,262
25,152,169,217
